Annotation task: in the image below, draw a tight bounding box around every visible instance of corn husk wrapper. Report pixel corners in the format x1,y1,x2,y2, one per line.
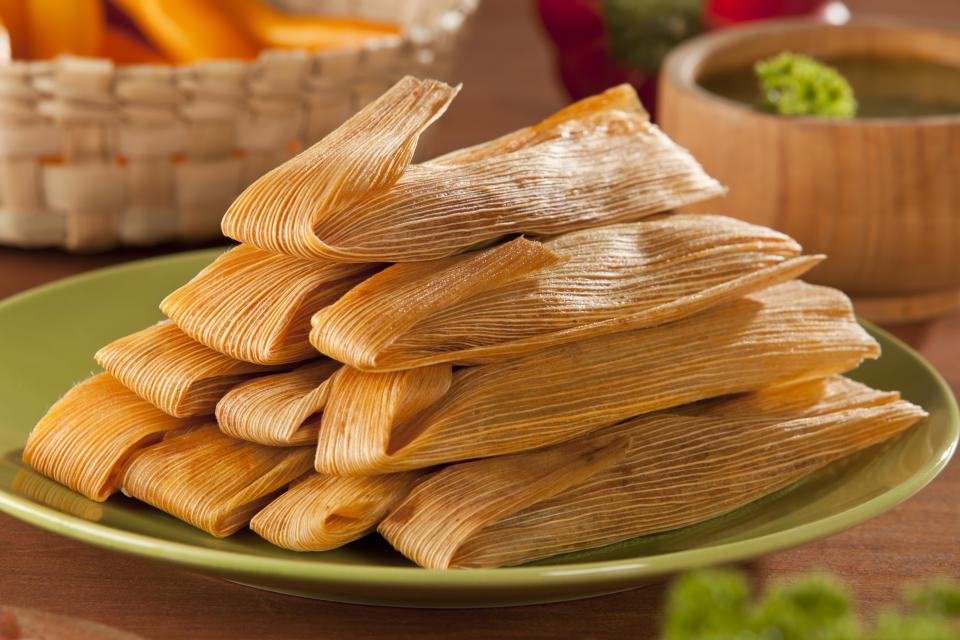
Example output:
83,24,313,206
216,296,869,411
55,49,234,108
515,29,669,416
22,373,194,501
161,245,379,365
250,470,426,551
216,360,341,446
218,361,452,450
380,433,630,566
380,376,927,568
222,78,725,263
120,425,313,537
311,214,821,371
317,281,881,476
221,76,459,261
95,320,288,418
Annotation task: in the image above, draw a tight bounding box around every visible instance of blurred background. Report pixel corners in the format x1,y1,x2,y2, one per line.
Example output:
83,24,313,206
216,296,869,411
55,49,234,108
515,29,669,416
432,0,957,151
0,3,958,639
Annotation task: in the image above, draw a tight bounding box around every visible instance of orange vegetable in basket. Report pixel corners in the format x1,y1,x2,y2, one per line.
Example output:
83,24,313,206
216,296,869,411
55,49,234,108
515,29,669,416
215,0,400,51
0,13,10,61
111,0,258,63
101,27,166,64
0,0,26,58
25,0,104,59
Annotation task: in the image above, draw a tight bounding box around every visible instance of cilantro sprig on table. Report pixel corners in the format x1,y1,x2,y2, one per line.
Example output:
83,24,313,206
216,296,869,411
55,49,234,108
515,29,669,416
662,569,960,640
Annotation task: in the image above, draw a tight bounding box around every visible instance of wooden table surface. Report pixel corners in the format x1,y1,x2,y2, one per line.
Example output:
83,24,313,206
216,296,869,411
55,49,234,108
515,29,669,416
1,2,958,639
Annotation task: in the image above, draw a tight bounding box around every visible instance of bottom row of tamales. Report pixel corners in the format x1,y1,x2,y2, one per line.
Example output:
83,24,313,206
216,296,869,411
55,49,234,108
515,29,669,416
21,296,925,568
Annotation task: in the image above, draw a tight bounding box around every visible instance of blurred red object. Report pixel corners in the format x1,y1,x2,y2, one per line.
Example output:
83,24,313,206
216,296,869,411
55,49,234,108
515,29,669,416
537,0,655,114
537,0,839,119
705,0,826,27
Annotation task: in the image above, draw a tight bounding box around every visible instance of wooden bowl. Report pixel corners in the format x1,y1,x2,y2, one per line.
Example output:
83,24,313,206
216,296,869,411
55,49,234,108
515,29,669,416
659,19,960,323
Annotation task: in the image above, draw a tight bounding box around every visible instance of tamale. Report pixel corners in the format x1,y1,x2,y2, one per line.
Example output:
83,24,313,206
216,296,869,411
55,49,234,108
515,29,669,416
317,281,881,476
427,81,647,165
22,373,193,501
311,214,822,370
120,424,313,537
221,79,725,262
218,360,453,450
250,471,426,551
379,376,927,568
95,320,289,418
216,360,341,446
221,76,460,261
161,245,379,365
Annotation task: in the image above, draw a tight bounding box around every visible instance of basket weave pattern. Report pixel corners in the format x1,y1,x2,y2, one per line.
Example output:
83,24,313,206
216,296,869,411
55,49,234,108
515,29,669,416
0,0,477,251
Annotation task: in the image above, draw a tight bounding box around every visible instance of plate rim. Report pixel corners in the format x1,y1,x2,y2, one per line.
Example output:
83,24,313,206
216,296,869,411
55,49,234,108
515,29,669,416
0,249,956,596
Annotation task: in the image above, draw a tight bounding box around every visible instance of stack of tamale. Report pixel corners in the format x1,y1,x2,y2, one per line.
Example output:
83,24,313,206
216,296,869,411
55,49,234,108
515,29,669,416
23,77,927,569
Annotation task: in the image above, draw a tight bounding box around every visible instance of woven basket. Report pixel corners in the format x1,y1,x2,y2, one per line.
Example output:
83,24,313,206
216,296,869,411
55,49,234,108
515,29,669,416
0,0,478,251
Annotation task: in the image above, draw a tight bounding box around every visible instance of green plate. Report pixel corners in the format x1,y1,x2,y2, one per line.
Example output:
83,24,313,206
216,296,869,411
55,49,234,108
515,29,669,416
0,249,956,607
